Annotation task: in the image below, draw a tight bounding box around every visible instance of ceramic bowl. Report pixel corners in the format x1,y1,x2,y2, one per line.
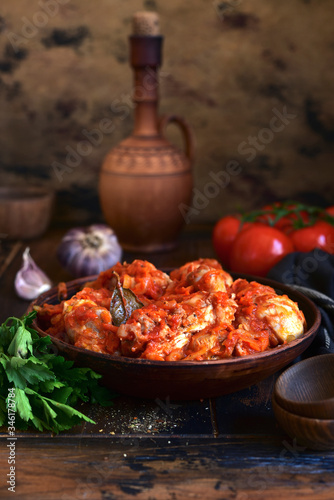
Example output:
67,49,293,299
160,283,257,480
28,275,321,400
272,394,334,451
274,354,334,419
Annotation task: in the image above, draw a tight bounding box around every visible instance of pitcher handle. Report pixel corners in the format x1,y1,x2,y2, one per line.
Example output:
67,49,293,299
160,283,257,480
158,114,195,166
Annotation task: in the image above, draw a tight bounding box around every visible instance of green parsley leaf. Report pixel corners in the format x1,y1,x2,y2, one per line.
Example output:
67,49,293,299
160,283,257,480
6,357,55,389
15,388,34,422
8,324,33,358
0,312,116,434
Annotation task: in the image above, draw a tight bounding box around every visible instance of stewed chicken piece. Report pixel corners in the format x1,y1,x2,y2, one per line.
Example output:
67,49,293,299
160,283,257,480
169,258,233,294
117,290,238,360
62,291,119,354
231,279,306,344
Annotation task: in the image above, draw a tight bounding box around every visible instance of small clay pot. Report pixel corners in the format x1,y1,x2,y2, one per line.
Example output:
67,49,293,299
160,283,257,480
0,186,54,240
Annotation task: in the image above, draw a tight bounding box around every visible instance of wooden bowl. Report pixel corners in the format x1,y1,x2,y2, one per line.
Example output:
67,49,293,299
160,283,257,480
28,275,321,400
0,186,54,240
272,394,334,451
274,354,334,419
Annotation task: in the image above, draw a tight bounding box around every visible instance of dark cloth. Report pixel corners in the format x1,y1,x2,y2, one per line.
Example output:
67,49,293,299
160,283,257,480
267,250,334,356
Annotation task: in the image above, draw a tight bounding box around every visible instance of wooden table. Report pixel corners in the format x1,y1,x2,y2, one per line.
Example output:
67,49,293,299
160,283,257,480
0,226,333,500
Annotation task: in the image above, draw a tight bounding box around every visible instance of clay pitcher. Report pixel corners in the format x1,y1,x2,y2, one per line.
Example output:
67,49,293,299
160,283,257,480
99,21,194,252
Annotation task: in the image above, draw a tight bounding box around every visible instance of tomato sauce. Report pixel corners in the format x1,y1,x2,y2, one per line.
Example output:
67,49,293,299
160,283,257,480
36,259,305,360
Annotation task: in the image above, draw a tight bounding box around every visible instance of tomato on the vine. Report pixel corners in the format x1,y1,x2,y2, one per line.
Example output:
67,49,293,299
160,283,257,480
290,221,334,253
274,209,310,235
325,206,334,218
212,201,334,277
254,203,277,225
212,215,242,267
256,202,310,235
229,223,295,277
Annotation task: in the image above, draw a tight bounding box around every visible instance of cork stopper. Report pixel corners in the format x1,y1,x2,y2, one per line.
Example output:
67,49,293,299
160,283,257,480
132,11,160,36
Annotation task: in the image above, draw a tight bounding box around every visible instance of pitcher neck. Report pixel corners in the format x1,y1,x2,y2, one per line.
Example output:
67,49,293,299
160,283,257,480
133,101,159,137
130,35,163,137
131,65,160,137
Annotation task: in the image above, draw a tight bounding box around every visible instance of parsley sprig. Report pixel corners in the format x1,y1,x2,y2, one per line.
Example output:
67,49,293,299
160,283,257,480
0,312,115,434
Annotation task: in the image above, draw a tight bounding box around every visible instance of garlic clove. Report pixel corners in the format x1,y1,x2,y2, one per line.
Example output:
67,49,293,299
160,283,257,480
15,247,52,300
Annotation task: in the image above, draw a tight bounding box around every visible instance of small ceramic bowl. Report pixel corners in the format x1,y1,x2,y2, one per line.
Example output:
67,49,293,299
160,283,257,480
274,354,334,419
0,186,55,239
272,394,334,451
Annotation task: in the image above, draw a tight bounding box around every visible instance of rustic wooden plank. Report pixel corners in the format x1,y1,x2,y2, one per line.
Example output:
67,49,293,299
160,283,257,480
0,396,214,439
0,244,27,323
82,395,214,437
214,374,279,436
1,437,333,500
0,240,22,280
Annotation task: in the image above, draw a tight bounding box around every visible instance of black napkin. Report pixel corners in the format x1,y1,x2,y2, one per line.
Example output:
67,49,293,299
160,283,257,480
267,249,334,356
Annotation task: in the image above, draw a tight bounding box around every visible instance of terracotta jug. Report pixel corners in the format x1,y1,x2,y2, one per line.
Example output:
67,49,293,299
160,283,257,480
99,19,194,252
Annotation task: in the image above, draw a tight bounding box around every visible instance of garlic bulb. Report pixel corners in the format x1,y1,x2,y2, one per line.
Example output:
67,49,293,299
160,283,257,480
57,224,123,278
15,247,52,300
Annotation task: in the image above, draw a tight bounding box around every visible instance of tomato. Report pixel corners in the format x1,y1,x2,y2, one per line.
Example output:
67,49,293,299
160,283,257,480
229,223,295,277
325,206,334,217
275,210,310,235
258,202,310,235
255,203,277,225
213,202,334,277
212,215,242,267
290,221,334,253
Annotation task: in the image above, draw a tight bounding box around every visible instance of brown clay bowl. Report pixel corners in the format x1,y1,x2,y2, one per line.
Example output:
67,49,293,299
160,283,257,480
272,394,334,451
0,185,54,240
274,354,334,419
28,275,321,401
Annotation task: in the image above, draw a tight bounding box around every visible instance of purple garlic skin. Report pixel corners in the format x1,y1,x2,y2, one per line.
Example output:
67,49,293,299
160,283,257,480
57,224,123,278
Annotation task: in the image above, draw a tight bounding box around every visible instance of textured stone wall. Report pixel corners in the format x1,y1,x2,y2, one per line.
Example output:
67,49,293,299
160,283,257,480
0,0,333,224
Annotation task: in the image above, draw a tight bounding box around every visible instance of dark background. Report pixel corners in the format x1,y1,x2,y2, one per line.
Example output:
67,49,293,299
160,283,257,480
0,0,333,226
